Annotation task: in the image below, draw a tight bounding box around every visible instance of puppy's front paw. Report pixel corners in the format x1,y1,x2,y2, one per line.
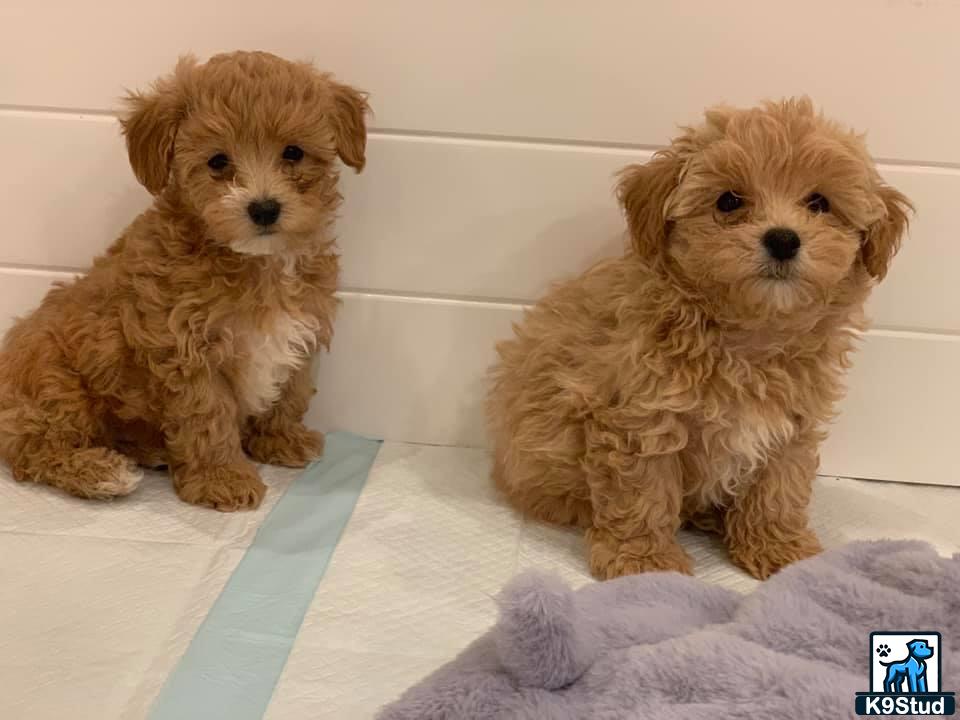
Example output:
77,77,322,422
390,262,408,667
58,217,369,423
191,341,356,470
729,530,822,580
587,527,693,580
175,463,266,512
244,424,325,467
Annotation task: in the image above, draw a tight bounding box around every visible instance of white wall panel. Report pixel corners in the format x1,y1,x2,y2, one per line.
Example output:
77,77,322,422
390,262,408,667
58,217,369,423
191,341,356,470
0,270,79,332
1,111,956,331
866,166,960,333
1,1,957,164
2,272,956,486
336,134,631,301
1,1,956,485
819,329,960,486
307,293,519,452
0,112,150,270
311,294,960,487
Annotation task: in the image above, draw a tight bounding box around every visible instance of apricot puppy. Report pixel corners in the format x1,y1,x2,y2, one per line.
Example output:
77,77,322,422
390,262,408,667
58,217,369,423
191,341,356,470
0,51,368,510
488,98,910,579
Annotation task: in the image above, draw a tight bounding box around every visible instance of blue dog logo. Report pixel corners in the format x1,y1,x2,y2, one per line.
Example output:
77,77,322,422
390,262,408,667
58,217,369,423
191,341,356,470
880,638,934,694
855,631,955,716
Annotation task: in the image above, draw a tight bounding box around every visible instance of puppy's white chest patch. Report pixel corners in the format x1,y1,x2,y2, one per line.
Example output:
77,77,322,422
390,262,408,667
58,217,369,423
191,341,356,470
235,312,318,415
699,401,797,498
720,407,794,469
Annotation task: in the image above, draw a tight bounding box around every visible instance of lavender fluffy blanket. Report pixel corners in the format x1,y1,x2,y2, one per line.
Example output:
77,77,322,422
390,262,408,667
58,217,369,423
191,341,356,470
380,541,958,719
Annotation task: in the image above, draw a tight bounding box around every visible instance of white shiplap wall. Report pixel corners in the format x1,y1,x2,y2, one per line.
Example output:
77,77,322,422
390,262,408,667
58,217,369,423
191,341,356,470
0,1,957,485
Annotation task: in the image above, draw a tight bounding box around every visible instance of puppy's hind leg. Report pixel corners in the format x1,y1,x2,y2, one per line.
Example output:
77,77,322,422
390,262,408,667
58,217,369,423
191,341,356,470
0,376,142,500
493,453,593,529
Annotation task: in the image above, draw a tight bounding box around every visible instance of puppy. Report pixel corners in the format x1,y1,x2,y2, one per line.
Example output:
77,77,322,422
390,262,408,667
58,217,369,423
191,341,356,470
488,98,911,580
0,51,368,510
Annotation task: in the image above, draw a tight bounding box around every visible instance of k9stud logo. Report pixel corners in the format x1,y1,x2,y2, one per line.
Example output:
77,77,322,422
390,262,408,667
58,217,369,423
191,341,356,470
855,632,955,715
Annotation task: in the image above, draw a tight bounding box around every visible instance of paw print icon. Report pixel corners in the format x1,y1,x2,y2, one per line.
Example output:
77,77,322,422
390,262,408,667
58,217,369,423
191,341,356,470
876,643,892,658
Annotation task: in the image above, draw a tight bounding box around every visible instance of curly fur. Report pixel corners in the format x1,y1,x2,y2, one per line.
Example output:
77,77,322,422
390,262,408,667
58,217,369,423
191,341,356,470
0,51,368,510
488,98,912,580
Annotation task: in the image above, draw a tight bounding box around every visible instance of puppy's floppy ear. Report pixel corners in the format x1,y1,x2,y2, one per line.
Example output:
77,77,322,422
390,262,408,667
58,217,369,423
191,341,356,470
120,55,195,195
862,183,912,281
327,80,370,172
616,150,683,261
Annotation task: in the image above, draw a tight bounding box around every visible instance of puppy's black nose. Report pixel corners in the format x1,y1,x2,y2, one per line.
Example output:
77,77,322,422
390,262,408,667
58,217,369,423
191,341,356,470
763,227,801,261
247,199,282,227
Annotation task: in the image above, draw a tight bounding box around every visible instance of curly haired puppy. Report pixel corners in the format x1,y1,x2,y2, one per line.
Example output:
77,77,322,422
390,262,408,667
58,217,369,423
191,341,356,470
0,51,368,510
488,98,911,580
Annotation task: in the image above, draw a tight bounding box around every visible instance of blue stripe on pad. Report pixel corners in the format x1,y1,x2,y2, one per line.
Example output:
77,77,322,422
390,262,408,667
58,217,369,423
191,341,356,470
149,431,382,720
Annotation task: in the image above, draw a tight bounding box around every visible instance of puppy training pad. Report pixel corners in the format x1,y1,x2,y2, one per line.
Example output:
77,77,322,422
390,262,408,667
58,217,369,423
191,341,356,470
2,438,959,719
262,444,960,718
0,432,380,720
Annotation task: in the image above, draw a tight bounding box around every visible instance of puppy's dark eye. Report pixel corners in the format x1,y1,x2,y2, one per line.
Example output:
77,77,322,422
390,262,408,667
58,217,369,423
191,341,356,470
716,191,743,213
806,193,830,214
207,153,229,171
282,145,305,162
